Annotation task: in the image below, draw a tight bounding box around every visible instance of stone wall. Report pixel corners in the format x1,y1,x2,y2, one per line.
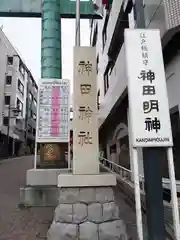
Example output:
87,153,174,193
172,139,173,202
47,186,128,240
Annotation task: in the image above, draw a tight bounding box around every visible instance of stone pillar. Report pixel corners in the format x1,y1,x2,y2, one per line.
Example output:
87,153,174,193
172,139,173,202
73,47,99,174
47,46,128,239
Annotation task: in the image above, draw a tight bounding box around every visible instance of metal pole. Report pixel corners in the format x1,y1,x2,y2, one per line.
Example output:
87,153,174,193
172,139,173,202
134,0,165,239
24,101,28,155
34,142,37,169
134,0,145,28
75,0,80,46
128,109,143,239
68,139,71,169
143,148,165,240
41,0,62,168
167,147,180,239
24,118,28,155
7,104,10,157
24,81,29,155
132,148,143,240
41,0,61,78
127,109,135,181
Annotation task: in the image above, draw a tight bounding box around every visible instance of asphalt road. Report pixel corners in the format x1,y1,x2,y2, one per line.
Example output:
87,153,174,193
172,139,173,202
0,156,54,240
0,155,164,240
0,155,141,240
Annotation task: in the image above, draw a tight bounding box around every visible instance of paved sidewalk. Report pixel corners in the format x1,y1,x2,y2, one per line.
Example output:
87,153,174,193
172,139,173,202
0,155,149,240
0,156,54,240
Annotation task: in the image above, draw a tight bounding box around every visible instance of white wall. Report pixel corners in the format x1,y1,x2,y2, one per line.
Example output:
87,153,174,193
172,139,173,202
96,0,178,127
106,0,123,49
98,44,180,123
0,28,27,138
166,53,180,110
0,33,16,137
100,45,127,120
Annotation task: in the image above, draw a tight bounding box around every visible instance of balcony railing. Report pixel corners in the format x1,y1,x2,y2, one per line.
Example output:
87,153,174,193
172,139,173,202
163,0,180,30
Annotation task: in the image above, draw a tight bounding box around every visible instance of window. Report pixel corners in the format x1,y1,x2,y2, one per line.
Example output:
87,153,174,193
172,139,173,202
7,56,13,65
171,110,180,136
169,107,180,179
33,113,36,121
19,61,25,76
34,86,38,93
33,128,36,136
104,73,109,95
104,64,112,95
18,79,24,95
119,135,130,169
97,90,100,110
29,92,33,102
3,117,9,126
16,118,23,128
28,124,32,133
102,28,107,50
4,95,10,105
16,98,23,115
102,14,109,50
107,2,129,66
96,55,99,74
92,24,98,47
29,77,33,85
33,99,37,106
16,118,20,125
6,76,12,85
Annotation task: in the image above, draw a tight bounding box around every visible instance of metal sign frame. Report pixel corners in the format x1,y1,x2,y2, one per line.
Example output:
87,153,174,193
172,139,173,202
36,78,70,143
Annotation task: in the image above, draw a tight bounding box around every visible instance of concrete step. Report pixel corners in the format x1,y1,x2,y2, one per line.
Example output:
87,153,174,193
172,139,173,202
19,186,59,207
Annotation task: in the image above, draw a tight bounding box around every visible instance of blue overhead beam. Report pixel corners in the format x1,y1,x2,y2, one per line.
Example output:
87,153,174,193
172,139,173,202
0,0,101,19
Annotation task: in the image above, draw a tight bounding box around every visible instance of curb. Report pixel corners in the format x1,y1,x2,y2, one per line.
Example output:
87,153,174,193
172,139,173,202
0,155,33,164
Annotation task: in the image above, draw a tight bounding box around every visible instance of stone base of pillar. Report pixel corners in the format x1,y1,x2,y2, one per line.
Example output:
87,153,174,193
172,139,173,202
19,186,59,207
58,173,116,187
47,186,128,240
26,169,71,186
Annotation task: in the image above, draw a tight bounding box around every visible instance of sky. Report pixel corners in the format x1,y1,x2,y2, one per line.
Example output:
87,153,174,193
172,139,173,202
0,17,90,92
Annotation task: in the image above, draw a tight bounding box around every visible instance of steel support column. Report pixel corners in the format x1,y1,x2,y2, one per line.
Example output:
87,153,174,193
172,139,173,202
41,0,61,78
75,0,80,46
40,0,62,167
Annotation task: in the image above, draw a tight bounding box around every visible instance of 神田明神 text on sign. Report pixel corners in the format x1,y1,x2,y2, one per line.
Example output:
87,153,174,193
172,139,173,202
125,29,173,147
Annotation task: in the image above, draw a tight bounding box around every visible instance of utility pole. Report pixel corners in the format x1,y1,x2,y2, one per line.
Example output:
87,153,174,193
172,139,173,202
24,81,29,155
7,104,11,156
24,106,28,155
75,0,80,46
6,105,20,157
134,1,166,239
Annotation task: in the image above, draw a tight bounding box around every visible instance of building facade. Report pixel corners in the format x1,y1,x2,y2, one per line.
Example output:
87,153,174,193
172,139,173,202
91,0,180,179
0,28,38,157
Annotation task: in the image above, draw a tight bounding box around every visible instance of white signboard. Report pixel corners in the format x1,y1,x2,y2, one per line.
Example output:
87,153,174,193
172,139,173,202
125,29,173,147
73,47,99,174
36,78,70,143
